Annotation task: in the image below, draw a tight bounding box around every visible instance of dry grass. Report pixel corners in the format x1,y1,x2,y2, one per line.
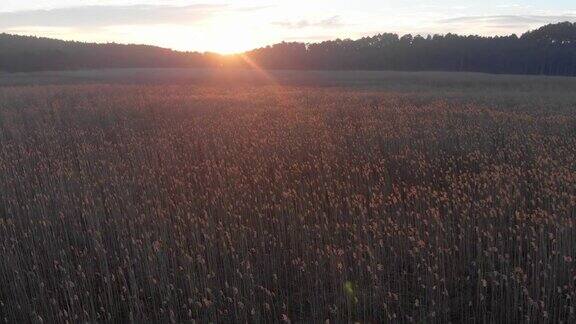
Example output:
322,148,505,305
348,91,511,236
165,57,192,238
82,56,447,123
0,83,575,323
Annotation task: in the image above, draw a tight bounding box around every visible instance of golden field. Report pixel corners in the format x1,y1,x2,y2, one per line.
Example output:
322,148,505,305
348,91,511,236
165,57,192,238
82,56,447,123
0,73,575,322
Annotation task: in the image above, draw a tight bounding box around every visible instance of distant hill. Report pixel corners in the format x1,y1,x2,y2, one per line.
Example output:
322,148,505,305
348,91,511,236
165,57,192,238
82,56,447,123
2,22,576,76
0,34,222,72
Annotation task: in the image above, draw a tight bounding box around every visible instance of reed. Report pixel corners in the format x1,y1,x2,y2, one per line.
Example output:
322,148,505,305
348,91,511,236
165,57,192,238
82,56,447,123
0,84,574,322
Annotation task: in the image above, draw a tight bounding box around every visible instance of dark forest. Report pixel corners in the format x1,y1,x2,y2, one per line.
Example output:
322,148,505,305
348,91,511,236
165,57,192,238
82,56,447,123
2,22,576,76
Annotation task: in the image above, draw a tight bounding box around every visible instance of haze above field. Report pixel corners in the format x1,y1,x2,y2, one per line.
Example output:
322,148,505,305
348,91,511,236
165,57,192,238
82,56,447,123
1,0,575,53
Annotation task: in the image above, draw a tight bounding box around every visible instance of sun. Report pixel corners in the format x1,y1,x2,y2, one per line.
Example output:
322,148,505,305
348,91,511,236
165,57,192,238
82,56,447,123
209,36,253,54
126,17,267,54
204,18,260,54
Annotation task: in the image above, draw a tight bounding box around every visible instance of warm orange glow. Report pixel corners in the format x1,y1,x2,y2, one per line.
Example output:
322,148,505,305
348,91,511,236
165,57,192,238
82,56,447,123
202,18,260,54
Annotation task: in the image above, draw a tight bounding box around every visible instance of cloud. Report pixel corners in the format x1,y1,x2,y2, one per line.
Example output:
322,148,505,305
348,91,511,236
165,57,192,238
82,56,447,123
440,15,576,27
0,4,254,28
433,15,576,35
273,16,345,29
284,35,335,42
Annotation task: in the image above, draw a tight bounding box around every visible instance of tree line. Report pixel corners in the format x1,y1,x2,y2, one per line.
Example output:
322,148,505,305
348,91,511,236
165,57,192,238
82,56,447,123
2,22,576,76
0,34,219,72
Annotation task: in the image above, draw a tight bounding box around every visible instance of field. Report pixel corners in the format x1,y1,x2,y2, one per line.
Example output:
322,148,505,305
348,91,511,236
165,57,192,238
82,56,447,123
0,70,575,323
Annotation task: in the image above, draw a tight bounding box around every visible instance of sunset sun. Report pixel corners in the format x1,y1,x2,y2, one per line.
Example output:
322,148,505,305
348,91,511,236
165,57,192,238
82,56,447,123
200,17,261,54
207,29,254,54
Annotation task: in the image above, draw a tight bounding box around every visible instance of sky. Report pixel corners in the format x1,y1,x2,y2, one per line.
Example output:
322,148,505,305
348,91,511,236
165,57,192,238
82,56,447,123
0,0,575,53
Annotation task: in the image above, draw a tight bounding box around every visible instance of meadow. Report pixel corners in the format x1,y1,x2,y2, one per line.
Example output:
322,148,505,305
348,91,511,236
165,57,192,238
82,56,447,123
0,70,575,323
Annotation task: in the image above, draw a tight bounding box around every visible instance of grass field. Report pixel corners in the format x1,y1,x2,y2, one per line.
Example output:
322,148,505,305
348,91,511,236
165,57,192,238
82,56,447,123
0,70,575,322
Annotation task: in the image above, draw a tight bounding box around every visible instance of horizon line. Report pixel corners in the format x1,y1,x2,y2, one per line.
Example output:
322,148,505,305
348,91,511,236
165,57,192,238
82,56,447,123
0,21,567,55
